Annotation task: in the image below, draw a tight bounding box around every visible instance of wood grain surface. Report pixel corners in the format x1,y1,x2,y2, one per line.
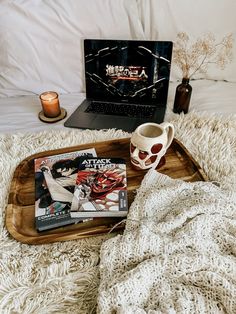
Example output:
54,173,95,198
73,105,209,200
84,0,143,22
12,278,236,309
6,137,207,244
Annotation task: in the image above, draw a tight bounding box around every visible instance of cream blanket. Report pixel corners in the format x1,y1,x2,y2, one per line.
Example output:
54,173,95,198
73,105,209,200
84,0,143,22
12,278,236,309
0,112,236,313
98,171,236,313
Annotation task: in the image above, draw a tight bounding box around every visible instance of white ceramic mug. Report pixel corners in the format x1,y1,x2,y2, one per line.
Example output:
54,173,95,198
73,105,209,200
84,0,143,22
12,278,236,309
130,122,175,170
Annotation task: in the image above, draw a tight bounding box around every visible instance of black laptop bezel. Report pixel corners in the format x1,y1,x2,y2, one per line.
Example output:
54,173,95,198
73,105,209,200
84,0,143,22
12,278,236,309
64,39,173,131
83,39,173,107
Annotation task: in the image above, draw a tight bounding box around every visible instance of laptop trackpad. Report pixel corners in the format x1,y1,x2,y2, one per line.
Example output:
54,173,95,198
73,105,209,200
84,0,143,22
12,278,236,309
91,115,135,132
64,112,97,129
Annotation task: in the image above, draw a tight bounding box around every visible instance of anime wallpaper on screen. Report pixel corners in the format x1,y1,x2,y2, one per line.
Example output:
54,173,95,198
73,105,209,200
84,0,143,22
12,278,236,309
84,40,172,105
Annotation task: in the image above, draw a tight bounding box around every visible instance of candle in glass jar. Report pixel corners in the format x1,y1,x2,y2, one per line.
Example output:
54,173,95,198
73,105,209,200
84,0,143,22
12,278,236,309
39,91,61,118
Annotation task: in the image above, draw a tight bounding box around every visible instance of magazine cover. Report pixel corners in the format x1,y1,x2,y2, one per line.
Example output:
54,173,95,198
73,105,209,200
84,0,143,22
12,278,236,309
70,157,128,218
34,148,97,231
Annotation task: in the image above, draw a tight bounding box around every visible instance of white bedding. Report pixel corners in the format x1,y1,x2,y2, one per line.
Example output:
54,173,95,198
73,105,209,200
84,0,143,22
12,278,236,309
0,80,235,134
0,0,235,135
0,1,236,313
1,0,235,99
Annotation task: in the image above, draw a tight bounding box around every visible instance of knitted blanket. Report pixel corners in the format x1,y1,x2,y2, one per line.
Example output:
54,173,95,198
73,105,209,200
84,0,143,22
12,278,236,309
0,112,235,313
98,170,236,313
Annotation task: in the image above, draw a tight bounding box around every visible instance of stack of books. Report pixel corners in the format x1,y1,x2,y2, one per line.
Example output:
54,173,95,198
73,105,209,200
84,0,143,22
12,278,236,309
34,149,128,231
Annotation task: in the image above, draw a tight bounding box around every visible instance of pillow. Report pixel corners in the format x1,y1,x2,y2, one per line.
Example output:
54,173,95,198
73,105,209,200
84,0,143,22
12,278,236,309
138,0,236,82
0,0,144,97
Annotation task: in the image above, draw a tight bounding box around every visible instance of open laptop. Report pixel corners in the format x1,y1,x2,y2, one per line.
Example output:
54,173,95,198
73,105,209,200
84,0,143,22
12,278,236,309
64,39,173,132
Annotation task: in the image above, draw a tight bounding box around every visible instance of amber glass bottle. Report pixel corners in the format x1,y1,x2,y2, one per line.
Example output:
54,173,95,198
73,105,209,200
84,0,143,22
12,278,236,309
173,78,192,114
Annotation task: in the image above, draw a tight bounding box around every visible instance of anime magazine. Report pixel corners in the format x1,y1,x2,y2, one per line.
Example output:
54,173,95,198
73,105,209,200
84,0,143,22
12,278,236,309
34,148,97,231
70,157,128,218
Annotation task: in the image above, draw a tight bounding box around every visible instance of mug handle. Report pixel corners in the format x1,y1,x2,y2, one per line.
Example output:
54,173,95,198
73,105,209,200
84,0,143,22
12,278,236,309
160,122,175,149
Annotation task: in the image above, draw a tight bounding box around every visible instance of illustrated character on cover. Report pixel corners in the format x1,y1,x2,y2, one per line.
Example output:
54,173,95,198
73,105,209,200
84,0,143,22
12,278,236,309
71,166,126,212
36,156,84,212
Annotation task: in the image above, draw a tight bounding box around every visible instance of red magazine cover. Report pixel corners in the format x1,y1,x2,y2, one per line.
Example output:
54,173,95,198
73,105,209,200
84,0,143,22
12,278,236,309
70,157,128,218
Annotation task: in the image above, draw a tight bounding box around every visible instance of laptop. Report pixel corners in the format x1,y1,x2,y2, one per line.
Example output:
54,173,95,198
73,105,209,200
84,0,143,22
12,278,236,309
64,39,173,132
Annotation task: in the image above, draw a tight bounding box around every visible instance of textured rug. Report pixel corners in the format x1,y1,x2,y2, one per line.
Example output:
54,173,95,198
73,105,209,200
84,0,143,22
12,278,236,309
0,112,236,313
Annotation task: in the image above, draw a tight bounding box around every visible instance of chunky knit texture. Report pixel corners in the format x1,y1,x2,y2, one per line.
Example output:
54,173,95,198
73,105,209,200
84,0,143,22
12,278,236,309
0,112,235,313
98,170,236,313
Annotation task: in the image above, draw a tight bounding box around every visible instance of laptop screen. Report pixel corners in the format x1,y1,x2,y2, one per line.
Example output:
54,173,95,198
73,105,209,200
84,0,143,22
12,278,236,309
84,39,172,106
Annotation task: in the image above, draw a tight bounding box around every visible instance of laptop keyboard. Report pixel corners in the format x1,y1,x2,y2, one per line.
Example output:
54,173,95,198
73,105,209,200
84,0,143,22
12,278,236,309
85,102,156,118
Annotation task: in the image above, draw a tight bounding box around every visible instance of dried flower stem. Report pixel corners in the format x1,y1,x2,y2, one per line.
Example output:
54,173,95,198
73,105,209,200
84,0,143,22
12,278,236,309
173,32,233,79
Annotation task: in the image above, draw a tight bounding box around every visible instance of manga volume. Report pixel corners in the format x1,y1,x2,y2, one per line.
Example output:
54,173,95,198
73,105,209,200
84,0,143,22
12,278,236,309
34,148,96,231
70,157,128,218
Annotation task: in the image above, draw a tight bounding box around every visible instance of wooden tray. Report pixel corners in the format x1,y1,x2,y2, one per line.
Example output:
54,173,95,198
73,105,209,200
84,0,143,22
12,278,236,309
6,138,207,244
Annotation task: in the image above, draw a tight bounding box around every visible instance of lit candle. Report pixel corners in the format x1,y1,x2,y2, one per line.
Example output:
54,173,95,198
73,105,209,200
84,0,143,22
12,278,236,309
39,91,61,118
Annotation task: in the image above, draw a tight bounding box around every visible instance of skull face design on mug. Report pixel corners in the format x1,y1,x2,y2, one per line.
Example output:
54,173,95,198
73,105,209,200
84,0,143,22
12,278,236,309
130,122,175,170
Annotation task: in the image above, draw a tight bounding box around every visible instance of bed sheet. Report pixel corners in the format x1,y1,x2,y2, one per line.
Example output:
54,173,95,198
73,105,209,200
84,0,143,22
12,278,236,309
0,80,235,134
